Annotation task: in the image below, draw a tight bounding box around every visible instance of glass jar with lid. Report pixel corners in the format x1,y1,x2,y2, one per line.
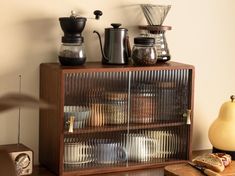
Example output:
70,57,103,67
58,36,86,66
131,37,157,66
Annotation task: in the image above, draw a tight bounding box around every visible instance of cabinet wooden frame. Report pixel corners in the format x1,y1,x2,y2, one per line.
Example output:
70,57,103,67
39,61,195,176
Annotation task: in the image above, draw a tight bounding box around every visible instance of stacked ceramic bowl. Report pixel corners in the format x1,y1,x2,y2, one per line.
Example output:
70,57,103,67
64,106,91,130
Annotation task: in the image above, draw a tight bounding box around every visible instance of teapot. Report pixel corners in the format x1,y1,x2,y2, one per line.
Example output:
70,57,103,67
93,23,131,65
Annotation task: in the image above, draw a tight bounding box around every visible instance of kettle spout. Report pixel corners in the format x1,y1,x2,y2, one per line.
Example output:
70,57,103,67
93,30,109,62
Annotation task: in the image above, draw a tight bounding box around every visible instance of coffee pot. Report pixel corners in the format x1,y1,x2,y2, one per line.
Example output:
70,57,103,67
139,4,171,62
93,23,131,65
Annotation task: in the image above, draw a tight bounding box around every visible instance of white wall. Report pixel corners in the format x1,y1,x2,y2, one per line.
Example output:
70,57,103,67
0,0,235,164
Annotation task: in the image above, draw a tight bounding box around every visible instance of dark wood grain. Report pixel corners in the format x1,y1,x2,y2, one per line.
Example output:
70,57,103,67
39,64,62,174
0,150,17,176
33,150,211,176
39,62,195,176
41,61,194,73
165,159,235,176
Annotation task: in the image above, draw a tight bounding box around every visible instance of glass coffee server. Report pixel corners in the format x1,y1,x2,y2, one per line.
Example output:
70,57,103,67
39,62,195,175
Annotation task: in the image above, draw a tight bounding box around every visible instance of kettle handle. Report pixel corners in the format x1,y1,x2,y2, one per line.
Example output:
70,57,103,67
125,35,131,58
93,30,109,62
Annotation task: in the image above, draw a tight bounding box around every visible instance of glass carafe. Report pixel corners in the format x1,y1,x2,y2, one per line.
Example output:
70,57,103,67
139,4,172,62
139,25,171,62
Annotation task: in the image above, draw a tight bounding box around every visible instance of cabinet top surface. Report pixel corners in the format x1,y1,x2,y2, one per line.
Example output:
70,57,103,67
40,61,194,72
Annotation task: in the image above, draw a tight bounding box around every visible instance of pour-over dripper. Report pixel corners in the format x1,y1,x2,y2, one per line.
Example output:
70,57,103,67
140,4,171,25
139,4,172,62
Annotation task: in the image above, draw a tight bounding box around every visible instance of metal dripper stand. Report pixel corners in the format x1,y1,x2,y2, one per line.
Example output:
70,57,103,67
139,4,171,62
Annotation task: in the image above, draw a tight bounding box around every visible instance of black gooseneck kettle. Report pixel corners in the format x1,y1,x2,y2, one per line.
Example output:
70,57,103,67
93,23,131,65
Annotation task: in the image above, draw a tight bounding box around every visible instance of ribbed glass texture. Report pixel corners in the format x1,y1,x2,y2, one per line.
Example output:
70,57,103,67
130,69,189,123
63,69,191,171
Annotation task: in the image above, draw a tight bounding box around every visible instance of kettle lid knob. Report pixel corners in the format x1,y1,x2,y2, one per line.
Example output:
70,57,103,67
231,95,235,102
111,23,121,28
94,10,103,20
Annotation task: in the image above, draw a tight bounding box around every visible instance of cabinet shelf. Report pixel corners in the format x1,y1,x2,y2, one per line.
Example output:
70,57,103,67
39,62,194,176
64,121,187,135
63,160,188,176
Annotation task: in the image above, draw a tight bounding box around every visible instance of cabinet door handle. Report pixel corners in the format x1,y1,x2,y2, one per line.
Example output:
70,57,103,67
183,109,191,125
68,116,75,133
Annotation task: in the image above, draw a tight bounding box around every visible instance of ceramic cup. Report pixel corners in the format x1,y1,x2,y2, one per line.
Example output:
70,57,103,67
95,143,127,164
127,135,158,162
64,143,93,164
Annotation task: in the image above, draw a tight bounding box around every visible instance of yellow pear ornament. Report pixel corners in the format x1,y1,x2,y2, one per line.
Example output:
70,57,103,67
208,95,235,159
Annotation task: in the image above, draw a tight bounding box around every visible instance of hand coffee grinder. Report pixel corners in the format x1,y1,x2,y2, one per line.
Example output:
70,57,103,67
58,10,102,66
139,4,171,62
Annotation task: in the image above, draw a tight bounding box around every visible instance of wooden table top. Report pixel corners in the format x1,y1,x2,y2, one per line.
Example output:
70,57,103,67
32,150,211,176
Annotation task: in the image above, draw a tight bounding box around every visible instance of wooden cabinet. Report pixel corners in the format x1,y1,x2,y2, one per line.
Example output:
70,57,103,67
39,62,195,176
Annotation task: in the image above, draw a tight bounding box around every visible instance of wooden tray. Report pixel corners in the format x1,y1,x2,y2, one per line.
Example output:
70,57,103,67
164,162,235,176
